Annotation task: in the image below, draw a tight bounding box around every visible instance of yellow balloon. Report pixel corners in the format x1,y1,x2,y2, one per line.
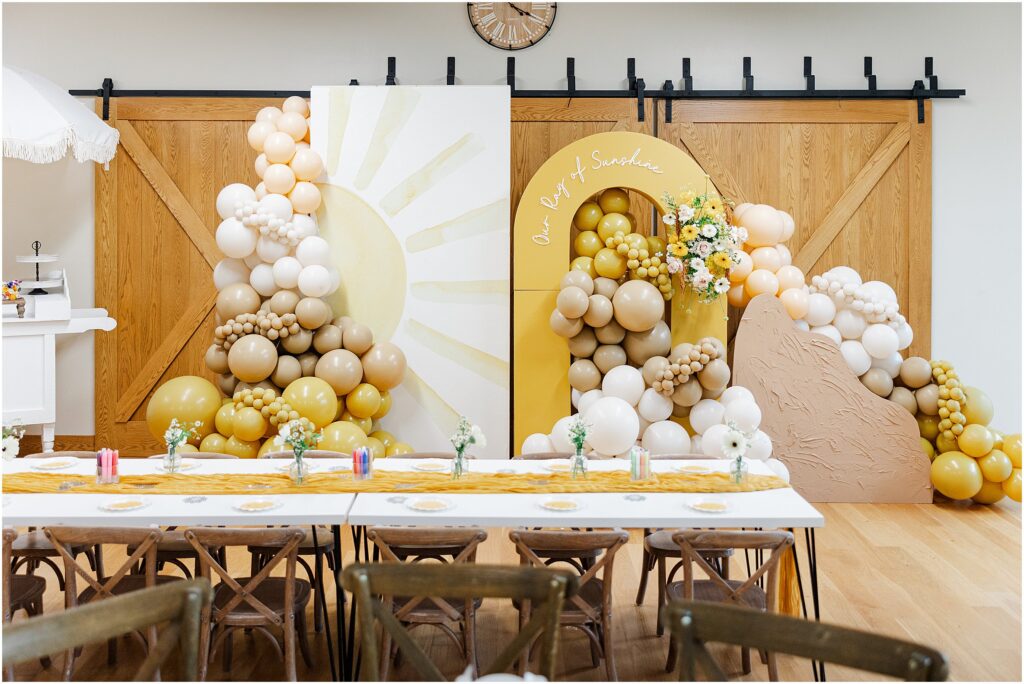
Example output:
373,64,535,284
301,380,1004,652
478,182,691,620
320,421,368,454
962,386,994,426
573,202,603,231
971,479,1006,505
365,437,385,460
598,188,630,214
930,451,983,500
593,247,627,279
935,431,959,454
573,230,603,259
341,410,373,435
145,376,220,443
370,430,395,449
215,403,236,437
646,235,666,257
258,438,284,458
1001,469,1022,502
224,435,261,459
623,233,647,252
233,406,268,442
958,424,994,458
199,433,228,453
917,414,940,441
597,213,632,243
570,256,598,279
1003,433,1022,467
978,449,1013,483
386,441,415,457
283,377,339,429
372,391,392,420
920,438,935,462
346,383,382,419
177,443,198,454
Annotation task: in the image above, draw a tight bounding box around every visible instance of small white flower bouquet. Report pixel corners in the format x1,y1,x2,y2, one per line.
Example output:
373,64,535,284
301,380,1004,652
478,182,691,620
568,415,589,479
450,417,485,479
2,422,25,461
721,421,753,484
163,418,202,473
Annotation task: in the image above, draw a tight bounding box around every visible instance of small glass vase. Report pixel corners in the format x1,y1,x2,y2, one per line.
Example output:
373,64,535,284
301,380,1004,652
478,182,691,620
289,453,308,485
730,456,748,485
163,446,181,473
452,450,468,480
570,449,587,479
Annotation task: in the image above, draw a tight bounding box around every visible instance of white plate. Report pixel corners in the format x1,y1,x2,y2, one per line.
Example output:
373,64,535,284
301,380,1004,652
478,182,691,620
100,498,148,512
275,462,318,473
687,498,729,514
30,458,77,471
674,464,712,474
543,461,572,473
404,497,453,513
233,499,282,513
159,459,200,472
538,497,582,512
411,460,449,473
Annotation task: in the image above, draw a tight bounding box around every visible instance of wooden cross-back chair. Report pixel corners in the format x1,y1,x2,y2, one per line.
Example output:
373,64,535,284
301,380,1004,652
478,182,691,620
509,528,629,681
366,526,487,680
145,452,238,459
665,530,794,679
183,527,314,681
3,528,49,679
3,579,213,682
44,526,175,680
512,452,573,460
342,563,578,682
663,600,949,682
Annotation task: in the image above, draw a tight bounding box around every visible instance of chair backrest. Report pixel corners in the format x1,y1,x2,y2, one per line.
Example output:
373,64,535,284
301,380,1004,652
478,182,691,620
648,453,709,460
2,529,15,623
2,579,213,681
342,563,577,682
23,451,97,459
509,529,628,621
673,530,793,612
389,451,476,460
146,452,238,459
260,449,349,458
512,452,573,460
663,600,949,681
184,527,303,628
44,527,164,608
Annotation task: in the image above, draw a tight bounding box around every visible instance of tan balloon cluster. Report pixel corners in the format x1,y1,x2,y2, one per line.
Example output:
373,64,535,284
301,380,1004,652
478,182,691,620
641,337,729,401
727,203,807,319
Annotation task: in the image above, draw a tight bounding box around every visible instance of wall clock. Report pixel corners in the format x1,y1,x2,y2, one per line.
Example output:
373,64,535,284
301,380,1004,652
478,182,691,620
467,3,557,50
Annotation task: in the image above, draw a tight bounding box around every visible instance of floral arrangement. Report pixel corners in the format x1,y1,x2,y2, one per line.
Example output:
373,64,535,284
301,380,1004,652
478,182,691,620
721,420,753,483
2,280,21,301
662,191,744,303
164,418,202,453
568,414,589,479
450,416,486,455
2,422,25,460
275,418,321,458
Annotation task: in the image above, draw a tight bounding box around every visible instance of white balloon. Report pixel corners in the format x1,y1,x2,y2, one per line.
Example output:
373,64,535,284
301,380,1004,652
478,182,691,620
583,397,640,455
723,399,762,433
215,218,257,259
248,263,277,296
291,214,318,239
296,236,331,267
871,351,904,379
601,365,645,407
212,258,250,291
637,388,673,422
571,389,582,409
861,324,899,359
825,266,862,286
216,183,256,221
895,321,914,351
297,264,331,297
256,235,290,263
719,386,755,406
690,434,703,455
700,423,731,458
805,293,837,327
689,399,726,435
861,280,898,304
549,416,575,453
259,193,293,222
326,267,341,295
840,340,872,376
809,324,842,346
793,319,810,332
637,415,651,435
521,433,555,455
272,256,303,290
765,458,790,482
641,421,691,455
748,430,773,460
834,309,867,340
243,252,263,269
577,389,604,415
776,243,792,266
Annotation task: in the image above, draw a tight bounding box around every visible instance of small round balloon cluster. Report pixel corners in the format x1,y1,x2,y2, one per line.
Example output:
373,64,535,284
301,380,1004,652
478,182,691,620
605,230,673,298
642,338,725,397
930,360,968,439
726,203,806,319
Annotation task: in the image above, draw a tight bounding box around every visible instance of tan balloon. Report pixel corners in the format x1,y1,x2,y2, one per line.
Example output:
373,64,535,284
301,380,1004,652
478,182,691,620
583,294,613,327
361,342,407,391
289,148,323,182
333,315,354,331
702,385,725,400
550,309,584,338
697,359,731,391
624,321,672,365
281,328,312,354
612,280,665,332
315,349,363,395
699,337,727,359
568,359,602,392
216,283,261,320
672,378,703,407
642,356,670,386
560,270,594,295
888,386,918,415
595,319,626,345
915,384,940,415
269,290,300,316
271,354,302,389
899,356,932,389
568,328,598,358
295,297,332,330
205,344,229,374
343,323,374,355
313,324,343,354
297,352,319,377
861,368,894,397
217,372,238,397
671,343,694,363
557,286,590,319
593,277,619,300
593,345,627,374
227,334,278,383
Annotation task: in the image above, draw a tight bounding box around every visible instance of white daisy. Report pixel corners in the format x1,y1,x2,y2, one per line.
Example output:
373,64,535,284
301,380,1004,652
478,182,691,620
662,214,676,225
701,224,717,238
714,277,731,294
721,428,749,460
677,205,694,222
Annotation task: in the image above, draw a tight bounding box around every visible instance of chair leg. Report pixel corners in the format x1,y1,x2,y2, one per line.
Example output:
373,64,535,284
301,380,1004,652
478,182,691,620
635,546,653,605
589,627,600,667
284,608,297,682
742,646,751,674
223,628,233,671
664,634,677,673
296,607,315,669
602,614,617,681
655,556,667,637
107,636,118,666
767,650,779,681
309,552,324,633
93,545,104,578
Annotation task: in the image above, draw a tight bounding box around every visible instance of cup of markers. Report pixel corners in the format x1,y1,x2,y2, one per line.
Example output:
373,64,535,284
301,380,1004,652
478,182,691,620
629,446,651,481
352,446,373,481
96,448,120,484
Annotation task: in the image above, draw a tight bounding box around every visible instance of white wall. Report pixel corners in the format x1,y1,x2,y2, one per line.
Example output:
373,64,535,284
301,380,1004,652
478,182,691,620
3,2,1020,433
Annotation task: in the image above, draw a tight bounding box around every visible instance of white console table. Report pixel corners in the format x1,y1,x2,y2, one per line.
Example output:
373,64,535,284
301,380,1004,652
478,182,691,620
2,308,115,451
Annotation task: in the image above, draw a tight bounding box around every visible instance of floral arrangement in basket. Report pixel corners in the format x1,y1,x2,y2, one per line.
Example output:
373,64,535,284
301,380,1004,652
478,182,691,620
163,418,201,472
568,414,589,479
275,418,321,484
450,416,486,479
2,422,25,460
662,191,745,303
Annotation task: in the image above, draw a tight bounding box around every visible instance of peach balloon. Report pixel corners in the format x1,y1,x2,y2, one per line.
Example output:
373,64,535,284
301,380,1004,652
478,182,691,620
254,153,269,178
256,106,283,123
733,202,753,219
728,250,753,283
776,244,793,267
361,342,407,391
750,246,782,272
744,269,780,298
276,111,308,142
263,131,297,164
727,284,749,308
778,211,796,241
289,148,324,182
247,121,276,152
282,96,310,116
263,164,297,194
289,182,322,214
779,288,809,319
739,205,784,247
775,265,805,291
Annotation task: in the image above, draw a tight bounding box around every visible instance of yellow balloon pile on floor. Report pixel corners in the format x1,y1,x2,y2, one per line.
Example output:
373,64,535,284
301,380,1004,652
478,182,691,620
145,97,415,458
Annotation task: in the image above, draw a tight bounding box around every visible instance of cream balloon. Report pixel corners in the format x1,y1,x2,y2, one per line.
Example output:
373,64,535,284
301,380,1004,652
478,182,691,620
719,386,755,405
521,433,556,455
776,244,793,267
256,106,283,123
779,288,809,319
871,351,904,379
728,250,753,283
213,258,250,291
748,430,773,460
637,388,674,422
297,265,331,298
216,183,257,220
775,265,805,292
700,423,731,458
861,323,900,359
642,420,691,455
272,256,303,290
601,365,645,406
263,131,297,164
739,205,784,247
840,340,872,376
577,389,604,415
289,148,324,182
276,111,308,142
289,182,322,214
805,293,837,327
584,397,640,455
247,121,276,152
549,416,575,453
750,246,782,272
216,218,257,259
263,164,296,195
723,399,762,432
282,96,310,116
689,399,725,435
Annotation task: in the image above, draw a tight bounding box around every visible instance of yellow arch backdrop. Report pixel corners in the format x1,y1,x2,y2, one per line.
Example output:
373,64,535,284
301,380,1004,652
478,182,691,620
513,131,725,450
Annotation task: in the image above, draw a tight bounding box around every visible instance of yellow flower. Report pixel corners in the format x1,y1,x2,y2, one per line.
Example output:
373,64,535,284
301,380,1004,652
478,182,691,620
702,196,724,216
681,225,699,241
669,243,688,257
677,190,697,205
711,251,732,270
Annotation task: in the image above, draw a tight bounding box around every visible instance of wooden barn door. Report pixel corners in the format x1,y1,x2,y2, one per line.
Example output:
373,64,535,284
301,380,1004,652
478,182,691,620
95,98,261,453
656,100,931,358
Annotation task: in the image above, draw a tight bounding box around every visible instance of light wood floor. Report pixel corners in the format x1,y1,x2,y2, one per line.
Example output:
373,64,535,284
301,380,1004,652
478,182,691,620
6,501,1021,682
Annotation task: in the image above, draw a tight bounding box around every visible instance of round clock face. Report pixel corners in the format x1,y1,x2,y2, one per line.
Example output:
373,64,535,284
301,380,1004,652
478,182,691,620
467,3,557,51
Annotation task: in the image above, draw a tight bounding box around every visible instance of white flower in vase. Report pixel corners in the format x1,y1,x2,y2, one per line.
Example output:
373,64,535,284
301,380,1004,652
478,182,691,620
721,428,750,460
2,435,19,460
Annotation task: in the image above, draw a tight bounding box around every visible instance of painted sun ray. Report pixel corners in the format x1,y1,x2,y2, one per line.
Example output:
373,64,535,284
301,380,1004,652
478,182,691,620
401,366,461,438
404,318,509,388
325,88,353,177
353,88,421,191
405,199,511,253
409,280,510,306
379,133,485,217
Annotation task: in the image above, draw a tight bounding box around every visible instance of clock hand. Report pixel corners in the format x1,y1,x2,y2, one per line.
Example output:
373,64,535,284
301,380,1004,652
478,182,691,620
509,3,541,20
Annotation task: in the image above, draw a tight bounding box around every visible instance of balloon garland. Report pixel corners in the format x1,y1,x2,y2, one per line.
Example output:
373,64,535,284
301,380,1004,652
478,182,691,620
146,97,414,458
